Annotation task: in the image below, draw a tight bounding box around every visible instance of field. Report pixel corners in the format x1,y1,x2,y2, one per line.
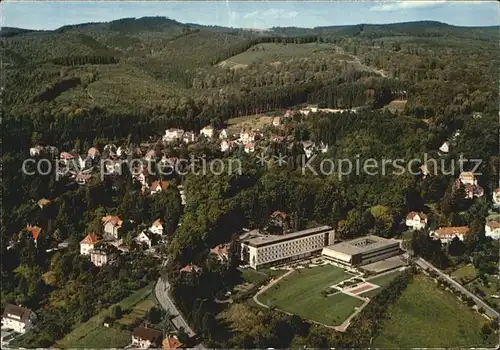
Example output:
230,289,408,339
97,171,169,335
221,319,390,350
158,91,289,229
217,42,350,69
118,298,156,325
373,275,496,348
362,270,402,297
451,264,478,281
64,326,130,348
56,283,154,348
240,267,287,284
257,265,361,326
226,114,273,135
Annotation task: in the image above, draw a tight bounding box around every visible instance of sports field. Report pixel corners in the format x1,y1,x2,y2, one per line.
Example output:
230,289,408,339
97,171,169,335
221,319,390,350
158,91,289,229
374,275,496,348
257,265,362,326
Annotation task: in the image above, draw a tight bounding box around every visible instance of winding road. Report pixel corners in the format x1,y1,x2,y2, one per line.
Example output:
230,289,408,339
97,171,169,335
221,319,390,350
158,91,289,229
154,278,207,349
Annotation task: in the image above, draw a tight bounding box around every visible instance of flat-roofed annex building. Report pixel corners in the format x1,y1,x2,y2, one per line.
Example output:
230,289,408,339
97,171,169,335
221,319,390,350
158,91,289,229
240,225,335,270
321,235,401,267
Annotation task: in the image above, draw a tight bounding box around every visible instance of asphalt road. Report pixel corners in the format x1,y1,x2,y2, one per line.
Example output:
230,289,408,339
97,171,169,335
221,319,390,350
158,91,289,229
154,278,207,349
416,257,499,319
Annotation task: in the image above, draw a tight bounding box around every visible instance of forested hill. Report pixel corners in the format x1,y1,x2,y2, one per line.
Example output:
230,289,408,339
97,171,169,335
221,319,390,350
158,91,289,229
3,17,498,152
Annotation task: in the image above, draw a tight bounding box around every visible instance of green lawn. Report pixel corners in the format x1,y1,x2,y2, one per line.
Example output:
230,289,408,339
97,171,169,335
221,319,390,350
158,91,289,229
362,270,402,297
451,264,478,281
239,267,287,284
57,283,154,348
66,326,130,348
119,298,156,325
374,275,496,348
258,265,360,326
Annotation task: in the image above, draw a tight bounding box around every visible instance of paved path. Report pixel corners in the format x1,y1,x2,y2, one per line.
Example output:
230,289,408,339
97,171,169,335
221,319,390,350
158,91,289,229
415,258,499,318
154,278,207,349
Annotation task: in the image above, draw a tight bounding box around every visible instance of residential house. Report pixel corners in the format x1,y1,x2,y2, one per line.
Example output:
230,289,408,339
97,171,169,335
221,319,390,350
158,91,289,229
178,185,186,206
301,141,315,158
210,244,230,262
150,219,164,235
37,198,51,209
272,116,281,127
485,221,500,240
101,215,123,240
163,335,183,350
1,304,37,334
163,128,184,143
319,142,329,154
103,143,117,155
116,146,129,158
150,181,170,195
136,230,154,249
80,233,100,255
59,152,75,165
76,155,91,170
26,224,41,247
134,168,151,187
283,109,293,118
244,143,255,154
220,140,233,153
438,141,449,154
420,164,430,177
29,146,43,157
200,125,215,139
90,244,117,267
405,212,428,230
459,172,477,185
182,131,197,144
219,129,228,140
455,172,483,199
87,147,100,160
132,326,163,349
76,172,92,185
240,130,256,144
270,211,290,229
493,188,500,207
431,226,469,244
180,264,201,273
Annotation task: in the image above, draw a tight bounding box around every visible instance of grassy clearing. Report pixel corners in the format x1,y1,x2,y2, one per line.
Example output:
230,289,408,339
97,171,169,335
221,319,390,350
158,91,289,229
119,298,156,325
66,326,130,348
374,275,496,348
362,271,402,298
451,264,478,281
226,114,273,135
258,265,358,326
56,283,154,348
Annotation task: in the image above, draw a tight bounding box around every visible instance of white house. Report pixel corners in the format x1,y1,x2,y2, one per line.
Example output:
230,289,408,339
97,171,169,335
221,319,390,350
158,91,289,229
2,304,37,334
319,142,329,154
87,147,100,160
75,172,92,185
272,117,281,127
219,129,228,140
80,233,100,255
136,231,154,249
163,128,184,143
182,132,197,144
200,125,215,139
29,146,43,157
459,172,477,185
405,212,428,230
150,219,164,235
134,168,150,187
240,130,256,144
431,226,469,244
220,140,233,153
485,221,500,240
493,188,500,207
116,146,129,157
438,141,449,154
131,326,162,349
301,141,315,159
101,216,123,240
90,244,117,267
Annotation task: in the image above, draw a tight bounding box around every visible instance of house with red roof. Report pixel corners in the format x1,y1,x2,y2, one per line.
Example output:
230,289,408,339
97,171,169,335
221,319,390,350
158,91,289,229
149,219,164,235
26,224,41,247
180,264,201,273
150,181,170,195
163,335,183,350
80,233,100,255
405,212,428,230
431,226,469,244
493,188,500,207
101,215,123,240
210,244,230,262
485,221,500,240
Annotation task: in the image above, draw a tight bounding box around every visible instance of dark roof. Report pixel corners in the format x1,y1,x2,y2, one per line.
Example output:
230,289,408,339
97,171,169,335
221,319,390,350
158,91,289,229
2,304,32,322
133,326,162,342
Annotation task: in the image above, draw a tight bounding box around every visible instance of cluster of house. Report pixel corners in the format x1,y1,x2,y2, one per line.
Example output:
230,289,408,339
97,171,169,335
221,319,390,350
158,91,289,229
453,171,484,199
1,304,37,334
131,325,182,349
405,209,500,242
79,216,168,265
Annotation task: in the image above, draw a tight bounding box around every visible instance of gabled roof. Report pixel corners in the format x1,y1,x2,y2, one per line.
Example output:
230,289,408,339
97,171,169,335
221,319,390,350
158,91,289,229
486,221,500,230
163,336,183,350
406,211,428,221
434,226,469,237
132,326,162,343
87,147,100,156
180,264,201,273
37,198,51,208
80,233,100,245
459,172,476,182
151,181,170,191
26,225,41,241
101,215,123,228
2,304,32,322
210,244,229,259
60,152,74,160
271,210,289,220
151,219,163,228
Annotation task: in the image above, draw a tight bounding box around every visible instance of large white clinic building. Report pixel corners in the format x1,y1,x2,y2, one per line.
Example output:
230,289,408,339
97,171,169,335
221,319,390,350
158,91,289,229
240,226,335,270
321,235,401,267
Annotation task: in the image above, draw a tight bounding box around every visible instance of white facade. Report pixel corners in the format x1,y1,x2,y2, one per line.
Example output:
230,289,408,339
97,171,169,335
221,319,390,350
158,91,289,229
200,126,215,139
80,242,96,255
219,129,228,140
29,147,41,157
221,140,232,153
163,129,184,143
90,250,115,266
244,143,255,153
136,231,153,249
439,141,449,154
431,227,469,244
272,117,281,127
493,189,500,207
485,222,500,240
240,131,256,144
405,212,428,230
182,132,197,144
241,226,335,270
150,221,164,235
1,306,36,334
